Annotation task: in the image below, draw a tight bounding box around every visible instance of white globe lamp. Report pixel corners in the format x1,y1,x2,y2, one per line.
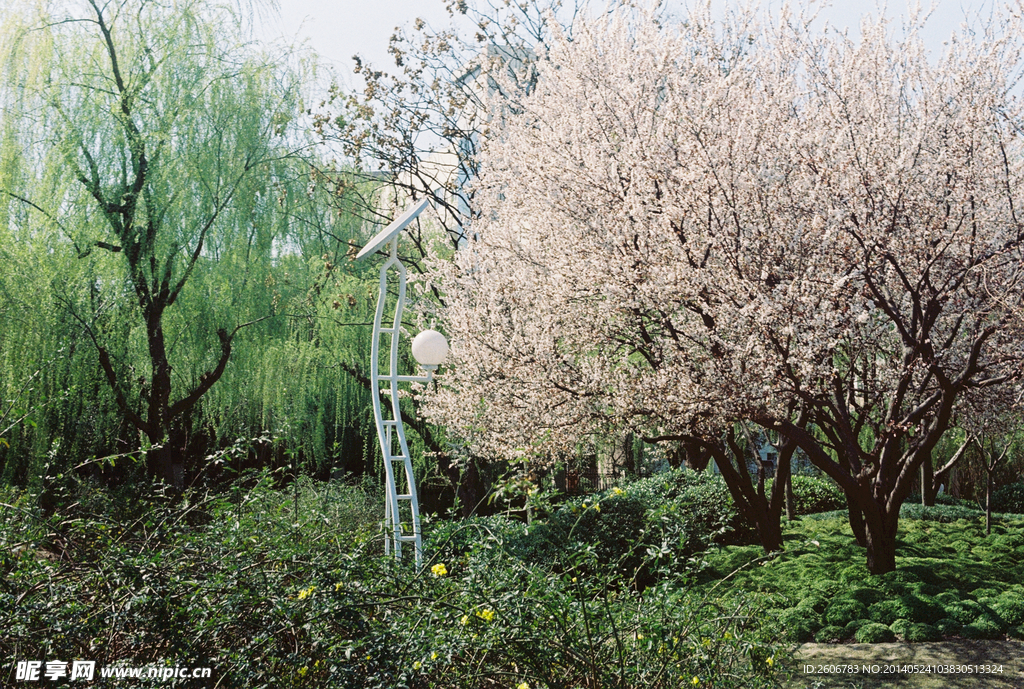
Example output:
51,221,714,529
411,329,449,370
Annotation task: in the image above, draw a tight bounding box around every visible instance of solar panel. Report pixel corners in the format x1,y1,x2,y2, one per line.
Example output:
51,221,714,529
354,198,431,261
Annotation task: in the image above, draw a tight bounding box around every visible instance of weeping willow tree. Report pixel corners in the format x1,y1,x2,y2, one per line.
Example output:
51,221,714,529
0,0,323,487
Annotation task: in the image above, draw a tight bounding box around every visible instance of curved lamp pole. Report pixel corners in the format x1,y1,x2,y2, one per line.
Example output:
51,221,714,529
355,198,448,569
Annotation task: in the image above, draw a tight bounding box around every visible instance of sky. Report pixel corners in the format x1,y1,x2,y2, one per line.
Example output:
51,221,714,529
257,0,1000,88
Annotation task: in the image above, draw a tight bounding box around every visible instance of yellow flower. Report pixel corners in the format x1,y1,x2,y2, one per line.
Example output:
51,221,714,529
692,677,700,686
516,683,531,689
767,655,774,667
723,631,732,639
431,651,439,660
431,563,448,577
612,486,624,496
297,585,316,600
335,582,343,592
593,503,601,512
460,615,470,626
476,608,495,622
413,661,422,670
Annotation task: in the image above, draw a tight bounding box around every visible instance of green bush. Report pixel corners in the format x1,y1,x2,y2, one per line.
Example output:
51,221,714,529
991,482,1024,514
868,599,913,625
1,476,791,689
903,623,942,642
961,613,1005,639
814,625,846,643
889,618,913,637
899,503,982,522
943,600,985,625
789,475,846,515
889,618,941,642
824,599,868,626
524,469,754,587
778,606,822,642
855,622,896,643
934,618,962,636
844,618,872,636
991,594,1024,626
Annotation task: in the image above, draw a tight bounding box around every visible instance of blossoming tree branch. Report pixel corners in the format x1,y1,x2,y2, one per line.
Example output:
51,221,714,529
422,5,1024,574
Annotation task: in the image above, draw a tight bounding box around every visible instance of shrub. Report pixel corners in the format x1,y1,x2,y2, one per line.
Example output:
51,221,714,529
991,594,1024,626
991,482,1024,514
889,618,913,637
844,618,872,636
855,622,896,643
943,600,985,625
2,477,792,689
934,618,962,636
778,606,822,642
899,503,982,522
814,625,846,643
903,623,942,642
824,599,868,626
788,475,845,515
846,587,884,606
961,613,1005,639
526,469,755,587
868,599,913,625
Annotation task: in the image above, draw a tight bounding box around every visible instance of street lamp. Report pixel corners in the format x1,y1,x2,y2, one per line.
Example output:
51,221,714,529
355,198,447,569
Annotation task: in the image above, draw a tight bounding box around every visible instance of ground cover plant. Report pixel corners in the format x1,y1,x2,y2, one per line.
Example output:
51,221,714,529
1,474,791,688
697,510,1024,645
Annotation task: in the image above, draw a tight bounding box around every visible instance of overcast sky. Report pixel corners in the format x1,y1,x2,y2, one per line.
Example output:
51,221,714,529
257,0,1000,88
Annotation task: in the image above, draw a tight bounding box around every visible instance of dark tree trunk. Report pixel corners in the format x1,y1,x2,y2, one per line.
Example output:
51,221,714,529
986,470,993,536
712,436,786,553
921,453,935,506
863,506,899,575
785,472,795,521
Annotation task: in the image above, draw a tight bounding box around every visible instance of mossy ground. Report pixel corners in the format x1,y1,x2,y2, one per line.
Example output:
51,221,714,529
697,510,1024,645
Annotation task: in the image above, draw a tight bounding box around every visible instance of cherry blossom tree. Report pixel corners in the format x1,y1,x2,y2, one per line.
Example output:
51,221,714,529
423,5,1024,573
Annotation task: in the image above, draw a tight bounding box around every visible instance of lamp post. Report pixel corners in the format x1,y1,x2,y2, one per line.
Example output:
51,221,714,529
355,199,447,569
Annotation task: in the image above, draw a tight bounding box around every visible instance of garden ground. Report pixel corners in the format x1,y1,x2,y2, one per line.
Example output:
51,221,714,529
790,639,1024,688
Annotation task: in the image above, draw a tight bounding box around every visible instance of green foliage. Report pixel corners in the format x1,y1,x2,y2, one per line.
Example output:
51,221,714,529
814,625,846,643
697,510,1024,642
500,469,753,587
990,593,1024,626
868,594,943,626
824,599,867,626
897,621,942,642
1,477,791,688
854,622,895,643
943,600,985,625
777,607,821,642
0,0,393,488
899,502,986,522
991,482,1024,514
787,475,846,515
961,613,1006,639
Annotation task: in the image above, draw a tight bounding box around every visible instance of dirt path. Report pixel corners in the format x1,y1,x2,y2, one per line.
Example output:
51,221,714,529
788,640,1024,688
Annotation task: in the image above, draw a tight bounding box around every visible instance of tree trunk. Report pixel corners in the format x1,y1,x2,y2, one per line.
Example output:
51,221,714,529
785,472,795,521
847,498,867,547
986,470,993,536
921,454,935,506
755,507,784,552
712,438,785,553
863,507,898,574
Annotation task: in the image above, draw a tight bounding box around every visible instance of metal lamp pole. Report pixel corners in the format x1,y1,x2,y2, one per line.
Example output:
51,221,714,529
355,199,448,569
